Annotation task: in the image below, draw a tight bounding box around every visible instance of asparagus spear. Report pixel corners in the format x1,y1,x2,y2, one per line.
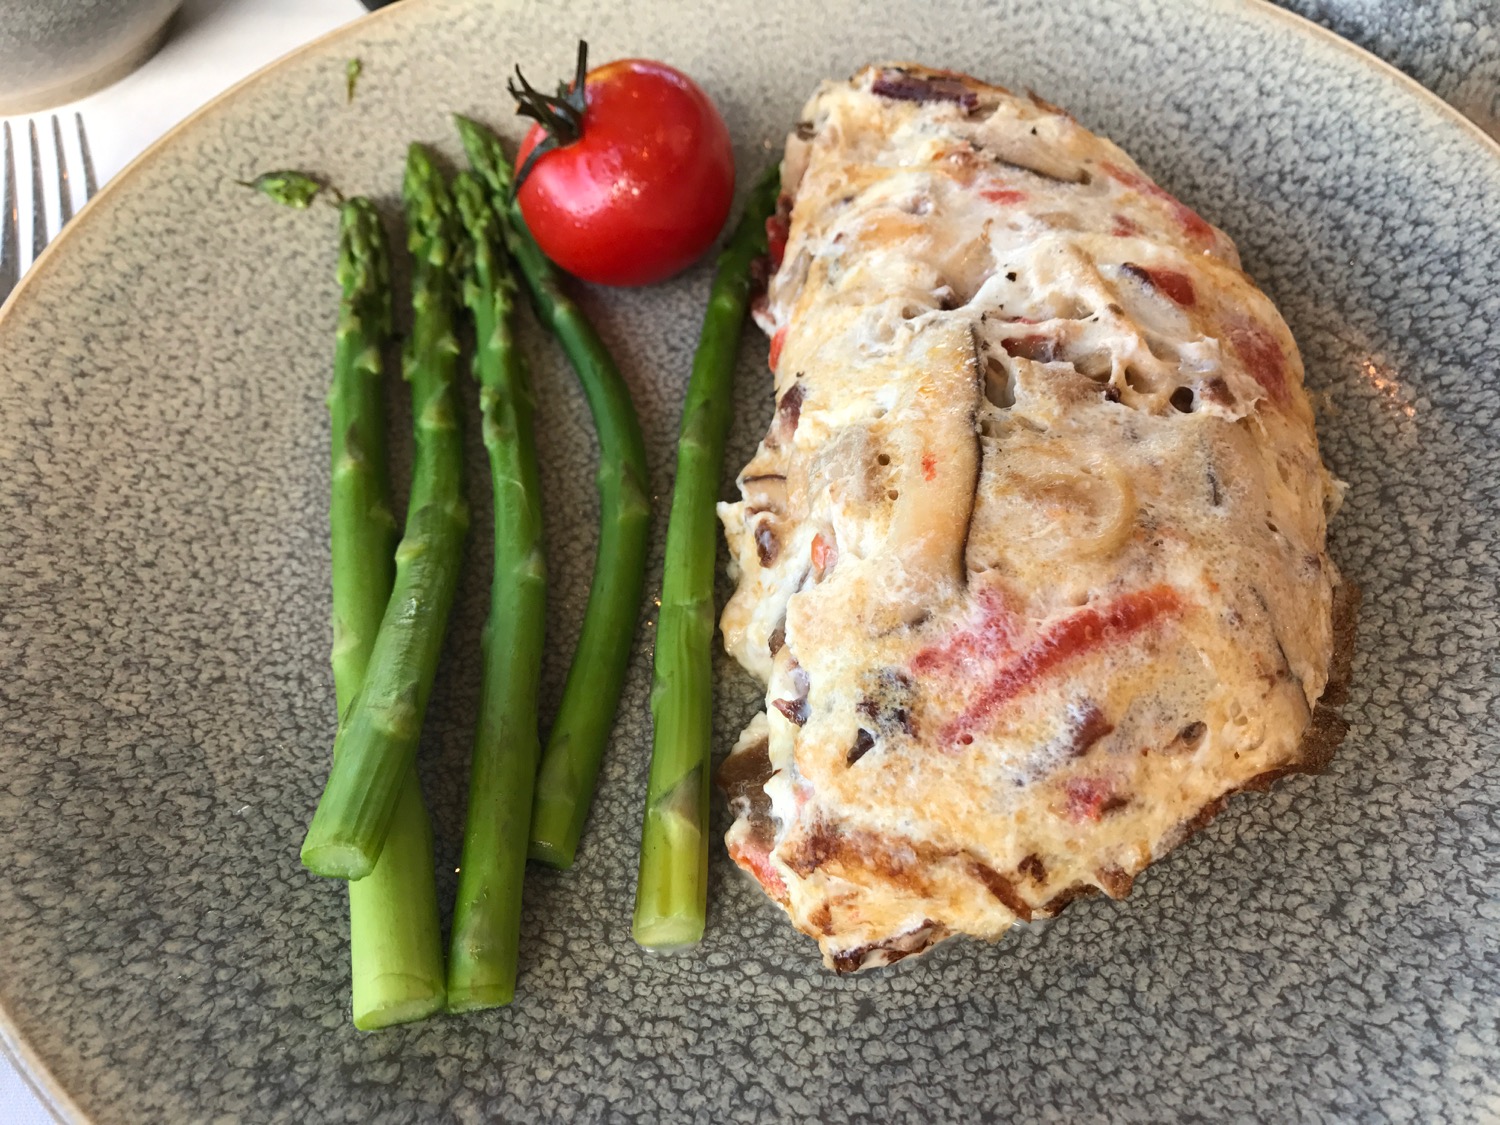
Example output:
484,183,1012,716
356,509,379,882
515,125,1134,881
445,171,547,1011
455,115,651,870
632,170,780,950
328,200,399,716
327,199,446,1028
302,145,469,880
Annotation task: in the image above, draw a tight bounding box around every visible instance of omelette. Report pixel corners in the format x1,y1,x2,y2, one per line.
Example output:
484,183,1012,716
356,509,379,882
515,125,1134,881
716,64,1355,972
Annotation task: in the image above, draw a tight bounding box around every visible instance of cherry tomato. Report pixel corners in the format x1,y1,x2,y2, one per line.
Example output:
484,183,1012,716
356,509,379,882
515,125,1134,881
514,55,735,287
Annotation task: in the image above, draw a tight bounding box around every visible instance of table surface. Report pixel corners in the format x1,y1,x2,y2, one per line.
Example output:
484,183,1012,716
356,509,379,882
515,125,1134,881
0,0,1493,1120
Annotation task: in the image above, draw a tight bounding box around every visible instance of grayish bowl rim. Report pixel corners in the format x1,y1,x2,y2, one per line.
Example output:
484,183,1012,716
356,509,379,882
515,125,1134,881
0,14,177,117
1,0,1496,1120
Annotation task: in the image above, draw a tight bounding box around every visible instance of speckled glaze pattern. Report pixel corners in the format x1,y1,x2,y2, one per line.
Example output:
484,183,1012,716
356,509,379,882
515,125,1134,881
1274,0,1500,137
0,1,1497,1122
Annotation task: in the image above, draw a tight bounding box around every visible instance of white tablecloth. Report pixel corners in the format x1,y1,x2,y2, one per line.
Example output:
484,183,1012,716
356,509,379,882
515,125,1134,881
0,6,365,1124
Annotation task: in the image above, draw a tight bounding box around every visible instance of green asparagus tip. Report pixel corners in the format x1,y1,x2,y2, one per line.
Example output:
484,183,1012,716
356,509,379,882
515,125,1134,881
451,169,485,229
452,114,515,196
403,142,438,193
402,144,458,258
239,170,333,209
337,199,393,332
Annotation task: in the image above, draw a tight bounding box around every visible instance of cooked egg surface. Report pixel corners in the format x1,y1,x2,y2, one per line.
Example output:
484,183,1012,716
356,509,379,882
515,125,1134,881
718,65,1345,971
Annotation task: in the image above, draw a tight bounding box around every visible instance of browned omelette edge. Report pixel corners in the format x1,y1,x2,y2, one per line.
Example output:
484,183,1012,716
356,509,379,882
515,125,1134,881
716,579,1357,969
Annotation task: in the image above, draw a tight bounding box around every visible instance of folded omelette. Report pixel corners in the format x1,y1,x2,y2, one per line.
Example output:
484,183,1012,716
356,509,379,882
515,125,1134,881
717,64,1354,972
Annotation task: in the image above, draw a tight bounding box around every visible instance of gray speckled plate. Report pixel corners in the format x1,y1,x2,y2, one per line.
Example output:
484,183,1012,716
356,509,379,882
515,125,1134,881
2,0,1497,1121
1275,0,1500,138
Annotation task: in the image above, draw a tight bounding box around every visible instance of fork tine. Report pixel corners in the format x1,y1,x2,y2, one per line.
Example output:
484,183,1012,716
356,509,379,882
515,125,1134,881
77,113,97,200
1,122,17,302
52,115,73,224
29,119,47,263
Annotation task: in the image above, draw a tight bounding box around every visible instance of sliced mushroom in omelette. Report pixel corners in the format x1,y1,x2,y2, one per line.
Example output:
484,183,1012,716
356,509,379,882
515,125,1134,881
716,64,1353,972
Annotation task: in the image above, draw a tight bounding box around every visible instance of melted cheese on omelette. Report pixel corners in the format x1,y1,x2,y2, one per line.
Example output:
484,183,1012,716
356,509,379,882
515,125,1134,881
717,65,1348,971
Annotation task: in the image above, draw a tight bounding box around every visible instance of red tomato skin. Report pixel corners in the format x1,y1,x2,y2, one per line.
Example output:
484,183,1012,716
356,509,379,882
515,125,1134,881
515,59,735,287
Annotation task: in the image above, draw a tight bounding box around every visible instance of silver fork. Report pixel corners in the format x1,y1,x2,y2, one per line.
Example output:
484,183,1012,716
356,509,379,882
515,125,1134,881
1,113,97,308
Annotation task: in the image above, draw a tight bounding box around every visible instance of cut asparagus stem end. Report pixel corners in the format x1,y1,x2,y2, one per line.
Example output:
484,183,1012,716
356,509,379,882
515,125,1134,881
632,767,707,951
348,774,445,1027
300,840,375,881
352,976,448,1031
632,856,707,949
527,791,581,868
446,982,516,1014
632,912,706,953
